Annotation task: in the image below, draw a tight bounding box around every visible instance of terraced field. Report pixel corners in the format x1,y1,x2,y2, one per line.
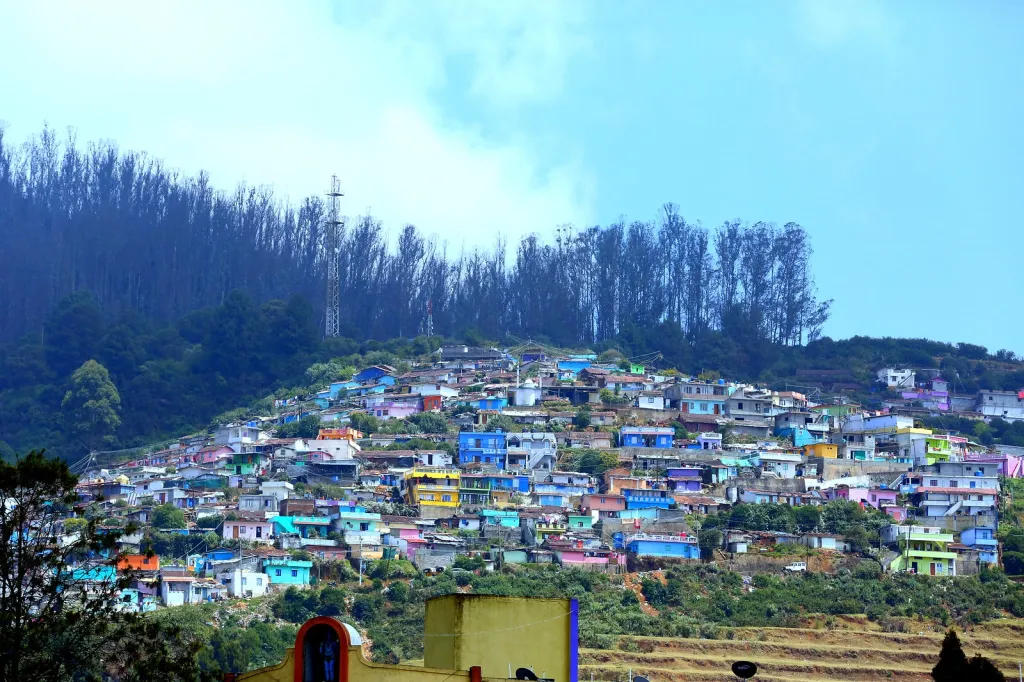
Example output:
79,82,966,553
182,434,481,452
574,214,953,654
581,617,1024,681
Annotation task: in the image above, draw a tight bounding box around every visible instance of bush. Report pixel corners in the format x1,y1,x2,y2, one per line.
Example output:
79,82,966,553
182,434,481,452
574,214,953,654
854,559,883,580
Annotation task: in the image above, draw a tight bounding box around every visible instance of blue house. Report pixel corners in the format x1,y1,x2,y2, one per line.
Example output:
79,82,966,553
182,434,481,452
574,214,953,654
329,380,359,399
622,488,674,510
960,526,999,564
481,509,521,528
626,533,700,560
263,557,313,586
475,397,508,411
665,466,703,492
619,426,674,448
458,432,508,468
353,365,396,384
557,359,591,378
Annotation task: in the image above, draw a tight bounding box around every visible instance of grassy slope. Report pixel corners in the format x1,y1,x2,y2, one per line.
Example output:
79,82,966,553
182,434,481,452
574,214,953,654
581,617,1024,682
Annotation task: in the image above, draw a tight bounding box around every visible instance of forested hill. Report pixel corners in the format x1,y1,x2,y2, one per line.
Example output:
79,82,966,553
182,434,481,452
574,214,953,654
2,127,1023,461
0,127,829,348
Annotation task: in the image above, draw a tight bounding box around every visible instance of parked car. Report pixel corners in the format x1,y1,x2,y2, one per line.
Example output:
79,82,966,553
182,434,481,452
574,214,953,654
784,561,807,572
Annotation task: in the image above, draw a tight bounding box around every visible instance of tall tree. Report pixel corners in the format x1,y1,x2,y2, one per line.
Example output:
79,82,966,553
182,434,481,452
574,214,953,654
61,359,121,452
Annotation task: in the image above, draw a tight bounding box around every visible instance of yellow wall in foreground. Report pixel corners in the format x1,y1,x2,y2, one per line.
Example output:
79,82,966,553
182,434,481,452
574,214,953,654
232,597,576,682
424,595,574,682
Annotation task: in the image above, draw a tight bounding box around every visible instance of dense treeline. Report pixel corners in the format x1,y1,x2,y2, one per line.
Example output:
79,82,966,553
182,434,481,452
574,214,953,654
0,127,829,348
0,288,438,460
3,286,1024,459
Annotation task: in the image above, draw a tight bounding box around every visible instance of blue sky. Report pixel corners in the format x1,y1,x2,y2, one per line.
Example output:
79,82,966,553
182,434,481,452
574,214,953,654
1,1,1021,351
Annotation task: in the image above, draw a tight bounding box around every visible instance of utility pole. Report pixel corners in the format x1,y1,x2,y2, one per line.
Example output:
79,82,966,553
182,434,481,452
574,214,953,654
324,175,343,338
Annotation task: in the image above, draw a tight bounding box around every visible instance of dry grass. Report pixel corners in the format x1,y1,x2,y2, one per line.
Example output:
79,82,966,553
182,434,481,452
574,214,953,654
580,618,1024,681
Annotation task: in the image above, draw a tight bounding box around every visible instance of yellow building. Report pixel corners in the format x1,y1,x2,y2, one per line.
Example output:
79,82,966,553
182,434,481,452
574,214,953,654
404,468,461,508
803,443,838,459
229,595,578,682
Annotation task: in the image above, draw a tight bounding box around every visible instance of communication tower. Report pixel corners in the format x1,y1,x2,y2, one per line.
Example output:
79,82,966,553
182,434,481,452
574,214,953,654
324,175,343,338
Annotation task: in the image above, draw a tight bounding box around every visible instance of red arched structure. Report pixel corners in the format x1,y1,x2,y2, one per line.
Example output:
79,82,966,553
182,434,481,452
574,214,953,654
294,616,350,682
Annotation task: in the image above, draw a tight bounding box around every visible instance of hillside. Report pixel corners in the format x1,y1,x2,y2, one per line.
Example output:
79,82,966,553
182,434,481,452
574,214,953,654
3,283,1024,460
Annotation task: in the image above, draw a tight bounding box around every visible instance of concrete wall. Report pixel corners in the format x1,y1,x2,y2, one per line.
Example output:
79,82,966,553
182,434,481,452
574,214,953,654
814,458,911,480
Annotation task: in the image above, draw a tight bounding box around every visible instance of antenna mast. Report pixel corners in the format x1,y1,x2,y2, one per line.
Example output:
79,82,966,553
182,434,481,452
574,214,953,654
324,175,344,338
426,299,434,338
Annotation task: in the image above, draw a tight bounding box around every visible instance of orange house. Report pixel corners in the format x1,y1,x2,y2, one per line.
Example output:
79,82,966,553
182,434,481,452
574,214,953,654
117,554,160,572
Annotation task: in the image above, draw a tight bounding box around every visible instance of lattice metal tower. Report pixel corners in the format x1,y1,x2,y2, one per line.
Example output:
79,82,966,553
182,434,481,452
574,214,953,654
324,175,344,338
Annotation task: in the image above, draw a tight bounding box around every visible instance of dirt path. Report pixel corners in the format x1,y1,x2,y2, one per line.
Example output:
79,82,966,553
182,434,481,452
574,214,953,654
621,571,663,617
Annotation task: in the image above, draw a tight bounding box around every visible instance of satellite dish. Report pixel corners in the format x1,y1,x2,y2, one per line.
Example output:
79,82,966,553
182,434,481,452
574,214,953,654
515,668,538,681
731,660,758,679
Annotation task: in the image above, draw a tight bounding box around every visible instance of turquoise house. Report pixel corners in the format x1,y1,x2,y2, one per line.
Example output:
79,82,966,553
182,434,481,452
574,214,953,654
263,557,313,586
481,509,521,528
567,514,594,530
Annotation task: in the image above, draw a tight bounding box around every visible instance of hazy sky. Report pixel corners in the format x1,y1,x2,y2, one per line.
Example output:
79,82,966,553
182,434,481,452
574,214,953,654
1,1,1021,351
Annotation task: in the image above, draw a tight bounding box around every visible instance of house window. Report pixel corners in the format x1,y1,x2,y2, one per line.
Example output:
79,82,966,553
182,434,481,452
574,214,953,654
256,578,262,586
737,402,744,410
242,577,248,586
275,569,282,576
930,480,938,486
291,569,298,577
442,494,452,502
970,481,976,488
949,481,957,488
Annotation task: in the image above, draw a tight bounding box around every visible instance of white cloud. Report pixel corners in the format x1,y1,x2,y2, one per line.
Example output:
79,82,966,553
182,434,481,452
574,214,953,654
0,0,595,247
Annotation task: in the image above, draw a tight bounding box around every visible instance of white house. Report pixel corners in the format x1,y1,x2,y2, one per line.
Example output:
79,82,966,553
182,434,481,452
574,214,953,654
216,568,269,598
758,452,802,479
260,481,294,503
877,368,916,390
977,391,1024,422
222,518,274,544
636,391,666,410
214,425,266,452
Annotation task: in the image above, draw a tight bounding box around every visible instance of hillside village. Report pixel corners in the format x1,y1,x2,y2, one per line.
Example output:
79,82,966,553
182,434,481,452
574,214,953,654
65,345,1024,612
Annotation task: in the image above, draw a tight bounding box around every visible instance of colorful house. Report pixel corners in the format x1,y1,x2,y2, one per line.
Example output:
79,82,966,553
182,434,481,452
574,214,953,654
404,469,461,508
622,488,674,510
626,532,700,560
458,432,508,468
831,486,898,510
960,526,999,564
230,452,263,476
803,443,838,459
882,524,956,576
619,426,674,448
223,518,275,544
263,557,313,586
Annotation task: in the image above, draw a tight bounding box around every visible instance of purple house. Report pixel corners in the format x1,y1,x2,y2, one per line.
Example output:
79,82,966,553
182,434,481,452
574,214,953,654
832,486,898,510
665,466,703,493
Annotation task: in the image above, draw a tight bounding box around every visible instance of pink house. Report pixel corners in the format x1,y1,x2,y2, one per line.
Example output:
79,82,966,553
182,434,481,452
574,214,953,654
832,486,898,510
885,506,908,522
222,518,274,544
198,445,235,465
966,453,1024,478
581,494,627,519
365,398,421,420
547,541,622,570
